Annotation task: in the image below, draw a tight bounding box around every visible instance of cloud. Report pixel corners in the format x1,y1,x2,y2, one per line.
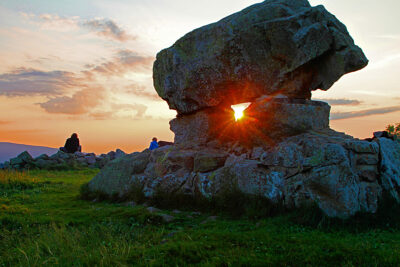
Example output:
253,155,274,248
315,98,361,106
368,53,400,70
21,12,80,31
125,84,161,101
0,68,77,96
22,12,135,42
82,19,136,42
89,111,114,120
111,103,148,119
0,120,12,125
376,34,400,40
39,86,105,114
331,106,400,120
85,49,154,77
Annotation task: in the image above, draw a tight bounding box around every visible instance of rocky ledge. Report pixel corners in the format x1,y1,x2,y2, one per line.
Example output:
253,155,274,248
88,130,400,218
1,149,126,170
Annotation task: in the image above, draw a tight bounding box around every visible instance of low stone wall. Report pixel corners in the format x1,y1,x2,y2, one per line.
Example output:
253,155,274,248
1,149,126,170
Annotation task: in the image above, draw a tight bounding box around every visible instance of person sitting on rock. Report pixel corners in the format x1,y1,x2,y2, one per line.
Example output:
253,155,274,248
149,137,159,150
60,133,82,153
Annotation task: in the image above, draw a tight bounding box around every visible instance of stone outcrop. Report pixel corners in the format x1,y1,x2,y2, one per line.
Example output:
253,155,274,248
153,0,368,114
86,0,382,218
88,131,400,218
1,149,127,170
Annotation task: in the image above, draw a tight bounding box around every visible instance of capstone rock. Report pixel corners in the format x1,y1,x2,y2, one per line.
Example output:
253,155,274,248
153,0,368,114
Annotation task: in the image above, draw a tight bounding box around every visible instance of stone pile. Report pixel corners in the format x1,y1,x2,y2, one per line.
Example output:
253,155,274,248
86,0,400,218
1,149,126,171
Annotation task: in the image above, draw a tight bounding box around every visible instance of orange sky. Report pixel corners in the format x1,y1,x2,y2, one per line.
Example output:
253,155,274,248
0,0,399,154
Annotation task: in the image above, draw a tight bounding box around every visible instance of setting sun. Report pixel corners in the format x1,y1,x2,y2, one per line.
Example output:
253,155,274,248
231,103,251,121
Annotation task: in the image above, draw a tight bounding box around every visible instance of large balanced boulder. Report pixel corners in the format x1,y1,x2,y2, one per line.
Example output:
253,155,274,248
153,0,368,114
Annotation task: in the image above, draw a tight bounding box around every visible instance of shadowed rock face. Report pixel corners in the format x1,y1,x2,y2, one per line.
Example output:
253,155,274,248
153,0,368,114
88,132,400,218
170,98,331,146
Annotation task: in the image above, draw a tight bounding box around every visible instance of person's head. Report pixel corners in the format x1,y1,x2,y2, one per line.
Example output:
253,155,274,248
71,133,78,139
152,137,157,142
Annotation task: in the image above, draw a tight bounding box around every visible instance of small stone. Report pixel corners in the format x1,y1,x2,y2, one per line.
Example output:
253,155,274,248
172,209,181,214
251,147,265,160
200,216,218,224
147,207,161,213
194,152,228,173
74,152,85,157
355,153,379,165
159,213,175,223
344,140,379,154
124,201,136,207
35,154,49,160
115,149,126,159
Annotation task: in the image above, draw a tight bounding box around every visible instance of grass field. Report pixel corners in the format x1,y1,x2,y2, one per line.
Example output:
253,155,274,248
1,169,400,266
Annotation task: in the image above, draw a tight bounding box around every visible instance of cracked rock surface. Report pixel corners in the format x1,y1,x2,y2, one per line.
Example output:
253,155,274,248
88,130,400,218
153,0,368,114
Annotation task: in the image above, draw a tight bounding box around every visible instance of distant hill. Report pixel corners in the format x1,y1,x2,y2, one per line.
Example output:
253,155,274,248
0,142,58,163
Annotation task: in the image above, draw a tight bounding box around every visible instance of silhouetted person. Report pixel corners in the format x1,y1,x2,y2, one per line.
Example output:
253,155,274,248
149,137,159,150
60,133,81,153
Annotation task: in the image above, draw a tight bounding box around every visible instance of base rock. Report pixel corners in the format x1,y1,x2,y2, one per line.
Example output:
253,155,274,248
170,98,330,146
87,129,400,218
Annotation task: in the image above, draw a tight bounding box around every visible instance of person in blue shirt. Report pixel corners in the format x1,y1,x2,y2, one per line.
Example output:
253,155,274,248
149,137,159,150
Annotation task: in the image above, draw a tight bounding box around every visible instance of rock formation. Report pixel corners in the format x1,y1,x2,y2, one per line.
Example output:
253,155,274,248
2,149,127,170
153,0,368,114
88,130,400,218
87,0,400,218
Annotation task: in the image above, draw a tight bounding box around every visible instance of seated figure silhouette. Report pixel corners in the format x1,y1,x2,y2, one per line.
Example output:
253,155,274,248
149,137,159,150
60,133,81,153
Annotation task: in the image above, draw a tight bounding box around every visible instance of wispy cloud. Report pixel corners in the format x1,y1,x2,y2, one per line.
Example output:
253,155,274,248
0,120,12,125
331,106,400,120
84,49,154,78
21,12,135,42
89,103,149,120
376,34,400,40
39,86,105,115
111,103,148,119
125,84,161,101
0,68,77,96
368,53,400,70
82,19,136,42
315,98,361,106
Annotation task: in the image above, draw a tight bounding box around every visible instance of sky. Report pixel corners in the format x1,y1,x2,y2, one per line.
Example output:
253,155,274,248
0,0,399,154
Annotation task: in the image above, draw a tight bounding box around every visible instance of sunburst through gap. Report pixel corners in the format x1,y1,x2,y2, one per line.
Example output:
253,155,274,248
231,102,251,121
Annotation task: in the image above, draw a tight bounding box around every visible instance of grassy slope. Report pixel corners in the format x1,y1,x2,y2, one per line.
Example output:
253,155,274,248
0,170,400,266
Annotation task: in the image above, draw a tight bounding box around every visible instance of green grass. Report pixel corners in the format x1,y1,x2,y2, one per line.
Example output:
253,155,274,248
0,169,400,266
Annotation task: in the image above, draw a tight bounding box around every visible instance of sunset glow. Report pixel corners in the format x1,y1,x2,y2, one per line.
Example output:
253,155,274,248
0,0,400,154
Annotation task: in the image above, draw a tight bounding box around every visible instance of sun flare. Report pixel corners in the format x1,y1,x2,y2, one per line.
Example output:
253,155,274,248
231,103,251,121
